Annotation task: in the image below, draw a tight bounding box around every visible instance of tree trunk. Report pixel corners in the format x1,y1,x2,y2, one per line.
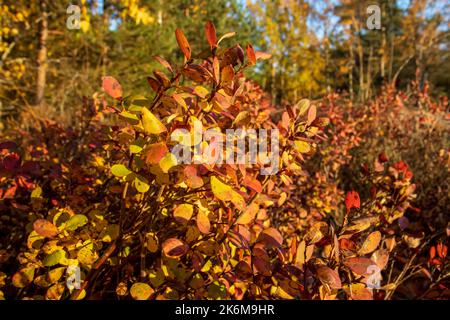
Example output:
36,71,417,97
349,40,354,101
367,45,373,99
101,1,110,76
381,27,386,81
36,0,48,107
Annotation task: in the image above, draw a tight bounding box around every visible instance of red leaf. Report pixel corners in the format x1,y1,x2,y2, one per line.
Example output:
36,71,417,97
144,142,168,165
3,153,20,171
147,77,161,92
246,44,256,65
197,211,211,234
344,257,376,276
378,152,389,163
102,76,122,99
306,104,317,126
437,243,447,259
205,21,217,49
175,28,191,60
243,175,262,193
162,238,189,258
213,56,220,84
33,219,58,238
255,51,272,60
316,266,342,289
154,56,173,73
429,246,436,259
345,190,360,212
257,228,283,248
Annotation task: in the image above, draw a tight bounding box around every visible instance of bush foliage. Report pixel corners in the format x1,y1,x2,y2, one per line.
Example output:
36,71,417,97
0,23,448,300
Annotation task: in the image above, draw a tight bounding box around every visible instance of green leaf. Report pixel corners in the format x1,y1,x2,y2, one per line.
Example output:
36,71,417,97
31,186,43,198
124,95,149,112
297,99,310,116
119,111,140,125
130,282,154,300
12,267,35,288
134,174,150,193
43,250,65,267
65,214,88,231
294,140,311,153
111,164,132,178
129,137,145,154
141,107,167,135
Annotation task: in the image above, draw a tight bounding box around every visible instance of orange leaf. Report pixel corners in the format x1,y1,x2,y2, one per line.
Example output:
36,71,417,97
183,165,204,189
205,21,217,49
213,56,220,84
344,283,373,300
257,228,283,248
154,56,173,73
371,249,389,270
102,76,122,99
173,203,193,224
144,142,168,165
196,211,210,234
246,44,256,65
437,242,447,259
243,175,262,193
306,104,317,126
255,51,272,60
33,219,58,238
358,231,381,255
162,238,189,258
316,266,342,289
236,203,259,225
175,28,191,60
345,190,360,212
344,257,376,276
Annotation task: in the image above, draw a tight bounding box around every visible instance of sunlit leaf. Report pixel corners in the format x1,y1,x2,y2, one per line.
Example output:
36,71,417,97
111,164,132,178
12,267,35,288
257,228,283,248
33,219,58,238
344,257,376,276
158,152,178,173
65,214,88,231
102,76,122,99
43,249,65,267
175,28,191,60
174,203,193,224
130,282,154,300
141,107,167,135
196,210,210,234
162,238,189,258
133,174,150,193
316,266,342,289
358,231,381,255
205,21,217,49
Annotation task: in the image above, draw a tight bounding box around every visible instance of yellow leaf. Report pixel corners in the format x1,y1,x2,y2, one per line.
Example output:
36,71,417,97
174,203,193,224
141,107,167,135
158,152,178,173
358,231,382,255
210,176,246,210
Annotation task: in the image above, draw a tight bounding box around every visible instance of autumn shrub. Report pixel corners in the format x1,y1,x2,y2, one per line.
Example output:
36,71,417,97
280,84,449,299
0,22,329,300
0,22,448,301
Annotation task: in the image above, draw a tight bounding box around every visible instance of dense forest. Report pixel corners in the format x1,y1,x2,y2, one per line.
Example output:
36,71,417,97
0,0,448,301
